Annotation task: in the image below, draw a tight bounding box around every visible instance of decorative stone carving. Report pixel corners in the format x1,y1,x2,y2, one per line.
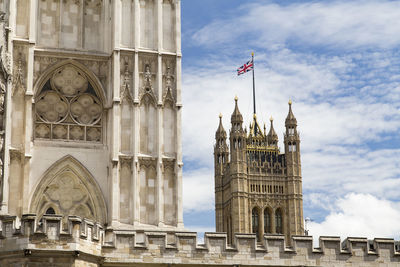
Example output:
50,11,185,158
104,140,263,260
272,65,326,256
30,156,107,224
139,59,157,102
34,64,103,142
70,94,102,125
52,65,88,96
36,91,69,123
121,61,133,104
12,54,25,96
33,56,60,83
162,59,175,104
120,155,133,170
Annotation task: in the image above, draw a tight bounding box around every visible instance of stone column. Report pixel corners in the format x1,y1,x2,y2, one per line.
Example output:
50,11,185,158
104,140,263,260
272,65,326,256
175,55,183,228
111,46,121,225
133,51,140,225
156,55,163,226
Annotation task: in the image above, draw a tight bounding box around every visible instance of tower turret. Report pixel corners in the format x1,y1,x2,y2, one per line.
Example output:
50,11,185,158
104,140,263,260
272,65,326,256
284,100,300,159
283,100,304,236
267,116,278,147
230,97,246,164
214,114,229,233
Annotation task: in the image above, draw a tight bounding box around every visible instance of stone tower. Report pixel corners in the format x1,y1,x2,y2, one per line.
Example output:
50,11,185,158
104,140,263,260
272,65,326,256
0,0,183,231
214,97,304,242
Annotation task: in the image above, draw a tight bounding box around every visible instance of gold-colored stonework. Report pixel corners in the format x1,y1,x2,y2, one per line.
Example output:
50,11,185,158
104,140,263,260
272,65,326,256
214,97,304,243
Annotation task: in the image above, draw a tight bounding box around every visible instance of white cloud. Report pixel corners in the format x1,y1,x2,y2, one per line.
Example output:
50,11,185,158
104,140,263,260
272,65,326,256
309,193,400,241
182,47,400,217
192,1,400,50
182,1,400,243
183,168,215,212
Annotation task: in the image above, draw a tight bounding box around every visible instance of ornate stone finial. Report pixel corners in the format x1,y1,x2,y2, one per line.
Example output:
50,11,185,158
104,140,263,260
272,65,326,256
144,63,152,88
123,61,130,88
288,99,292,105
165,65,173,89
234,95,238,101
270,116,273,122
219,113,222,118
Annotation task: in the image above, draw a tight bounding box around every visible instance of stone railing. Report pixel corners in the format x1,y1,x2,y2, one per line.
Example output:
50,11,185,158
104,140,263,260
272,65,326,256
0,215,400,267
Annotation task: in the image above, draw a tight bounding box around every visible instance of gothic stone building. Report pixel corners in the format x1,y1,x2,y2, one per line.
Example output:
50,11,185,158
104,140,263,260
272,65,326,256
0,1,398,267
214,97,304,243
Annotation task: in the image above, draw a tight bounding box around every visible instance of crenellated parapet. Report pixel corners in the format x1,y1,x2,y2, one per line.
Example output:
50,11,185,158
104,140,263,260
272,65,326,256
0,215,399,266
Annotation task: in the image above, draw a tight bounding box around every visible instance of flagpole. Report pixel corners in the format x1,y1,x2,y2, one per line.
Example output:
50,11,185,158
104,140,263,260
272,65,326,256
252,52,256,115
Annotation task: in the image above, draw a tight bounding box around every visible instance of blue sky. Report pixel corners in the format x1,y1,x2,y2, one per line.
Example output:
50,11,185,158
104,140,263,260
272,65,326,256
180,0,400,241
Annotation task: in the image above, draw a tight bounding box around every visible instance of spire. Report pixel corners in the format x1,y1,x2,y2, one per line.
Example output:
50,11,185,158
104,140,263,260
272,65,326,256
216,113,227,139
285,99,297,126
267,116,278,142
231,96,243,124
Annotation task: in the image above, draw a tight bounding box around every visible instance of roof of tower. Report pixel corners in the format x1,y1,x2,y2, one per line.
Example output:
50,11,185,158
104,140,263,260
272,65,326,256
285,99,297,126
216,113,227,138
231,96,243,123
267,116,278,141
248,114,264,138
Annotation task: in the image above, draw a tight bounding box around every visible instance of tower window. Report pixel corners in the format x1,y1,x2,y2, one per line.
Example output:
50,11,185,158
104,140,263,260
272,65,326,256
275,209,283,234
252,208,259,238
45,207,56,215
264,209,271,233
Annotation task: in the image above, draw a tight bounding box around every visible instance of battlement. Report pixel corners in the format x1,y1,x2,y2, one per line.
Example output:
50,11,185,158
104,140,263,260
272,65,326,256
0,215,399,266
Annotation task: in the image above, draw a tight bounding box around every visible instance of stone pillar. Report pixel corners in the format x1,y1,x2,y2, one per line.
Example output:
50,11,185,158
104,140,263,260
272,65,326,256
156,54,163,226
133,51,140,225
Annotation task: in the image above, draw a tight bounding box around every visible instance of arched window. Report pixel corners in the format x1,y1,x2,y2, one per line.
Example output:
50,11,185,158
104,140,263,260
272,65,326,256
34,65,103,142
45,207,56,215
275,208,283,234
252,208,259,238
264,208,271,233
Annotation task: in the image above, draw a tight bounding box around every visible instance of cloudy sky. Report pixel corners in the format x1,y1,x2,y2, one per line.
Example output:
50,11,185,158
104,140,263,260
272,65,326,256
180,0,400,243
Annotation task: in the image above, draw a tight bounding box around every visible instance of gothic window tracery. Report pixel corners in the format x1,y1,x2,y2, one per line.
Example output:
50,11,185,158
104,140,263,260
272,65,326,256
275,208,283,234
252,208,259,239
34,65,103,142
264,208,271,233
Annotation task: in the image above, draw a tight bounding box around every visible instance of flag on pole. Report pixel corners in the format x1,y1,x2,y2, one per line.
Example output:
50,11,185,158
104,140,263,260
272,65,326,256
237,59,254,76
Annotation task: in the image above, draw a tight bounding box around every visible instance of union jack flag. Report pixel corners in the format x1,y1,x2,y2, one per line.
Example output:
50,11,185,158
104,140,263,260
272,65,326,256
237,59,254,76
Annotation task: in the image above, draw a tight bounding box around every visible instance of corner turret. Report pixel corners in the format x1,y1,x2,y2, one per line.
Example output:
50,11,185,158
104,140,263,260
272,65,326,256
231,96,243,128
214,114,229,234
283,100,304,236
267,117,278,147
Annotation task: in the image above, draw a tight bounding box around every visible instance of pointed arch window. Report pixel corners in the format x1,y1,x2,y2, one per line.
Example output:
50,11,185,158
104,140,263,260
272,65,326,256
252,208,259,238
34,65,103,143
264,208,271,233
275,208,283,234
45,207,56,215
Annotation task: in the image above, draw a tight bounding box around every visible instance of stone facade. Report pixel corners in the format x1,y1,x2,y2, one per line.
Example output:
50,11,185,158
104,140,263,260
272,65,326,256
0,1,399,267
214,98,304,243
0,0,183,231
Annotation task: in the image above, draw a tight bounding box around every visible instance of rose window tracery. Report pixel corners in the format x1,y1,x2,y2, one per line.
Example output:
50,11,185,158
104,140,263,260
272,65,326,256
34,65,102,142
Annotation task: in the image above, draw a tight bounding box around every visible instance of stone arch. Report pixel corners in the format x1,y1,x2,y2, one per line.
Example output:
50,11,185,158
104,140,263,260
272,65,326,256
33,59,106,104
29,155,107,224
275,207,283,234
33,60,105,142
263,206,272,234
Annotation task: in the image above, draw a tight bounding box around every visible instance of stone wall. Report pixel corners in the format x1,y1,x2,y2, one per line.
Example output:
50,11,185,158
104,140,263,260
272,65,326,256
0,215,399,267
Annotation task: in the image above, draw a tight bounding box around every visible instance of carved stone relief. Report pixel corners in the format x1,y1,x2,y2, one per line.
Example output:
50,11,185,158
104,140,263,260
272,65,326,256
12,50,26,96
34,64,103,142
34,56,109,95
162,58,175,105
139,56,157,102
120,56,133,104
